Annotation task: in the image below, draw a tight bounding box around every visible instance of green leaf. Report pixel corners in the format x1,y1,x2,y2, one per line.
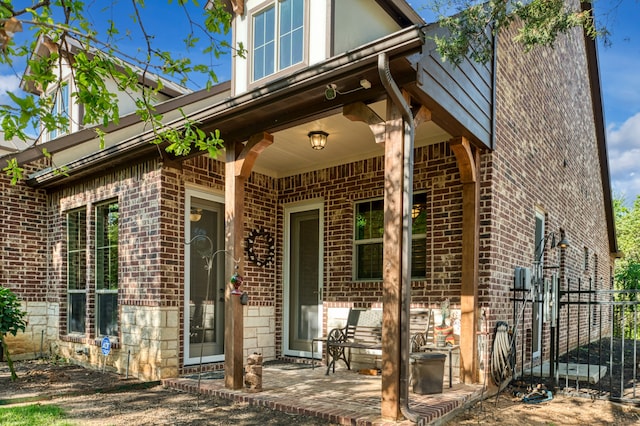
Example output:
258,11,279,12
615,194,640,289
2,158,24,185
0,0,238,184
0,287,28,337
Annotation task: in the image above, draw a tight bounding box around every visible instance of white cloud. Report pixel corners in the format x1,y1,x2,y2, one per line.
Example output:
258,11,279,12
0,74,20,101
607,113,640,204
608,112,640,148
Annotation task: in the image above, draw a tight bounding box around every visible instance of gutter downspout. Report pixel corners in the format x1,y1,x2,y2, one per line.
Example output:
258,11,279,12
377,52,421,424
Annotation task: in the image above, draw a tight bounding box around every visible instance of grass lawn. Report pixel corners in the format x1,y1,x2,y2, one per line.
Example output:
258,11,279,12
0,404,73,426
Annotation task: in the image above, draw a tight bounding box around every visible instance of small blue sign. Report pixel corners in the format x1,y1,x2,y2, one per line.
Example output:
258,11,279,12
101,336,111,356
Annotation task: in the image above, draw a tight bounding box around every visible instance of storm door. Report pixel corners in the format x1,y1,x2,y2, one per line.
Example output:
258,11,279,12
532,210,545,360
185,190,225,365
284,201,323,357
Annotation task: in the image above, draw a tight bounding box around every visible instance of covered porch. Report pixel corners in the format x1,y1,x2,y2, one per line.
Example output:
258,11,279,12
207,22,493,421
163,360,484,425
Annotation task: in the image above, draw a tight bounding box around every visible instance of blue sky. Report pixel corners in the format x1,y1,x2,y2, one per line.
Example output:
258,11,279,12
0,1,638,205
595,0,640,207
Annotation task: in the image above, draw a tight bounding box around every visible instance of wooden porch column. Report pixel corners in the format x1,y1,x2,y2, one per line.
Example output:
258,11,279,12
450,136,480,384
224,132,273,389
381,98,403,420
347,98,431,420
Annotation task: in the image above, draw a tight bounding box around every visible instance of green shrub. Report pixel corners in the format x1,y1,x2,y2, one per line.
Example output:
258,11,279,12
0,287,28,381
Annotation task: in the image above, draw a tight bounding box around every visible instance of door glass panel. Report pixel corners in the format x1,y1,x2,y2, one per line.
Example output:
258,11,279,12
532,212,545,358
289,209,320,352
188,197,224,360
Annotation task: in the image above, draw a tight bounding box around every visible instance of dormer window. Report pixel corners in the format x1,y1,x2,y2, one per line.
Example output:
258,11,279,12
252,0,305,82
47,81,71,141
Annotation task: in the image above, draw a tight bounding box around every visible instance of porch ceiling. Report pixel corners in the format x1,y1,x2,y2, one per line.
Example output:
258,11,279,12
250,101,450,178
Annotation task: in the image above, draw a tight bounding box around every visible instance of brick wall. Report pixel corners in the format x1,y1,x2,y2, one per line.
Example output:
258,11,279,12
2,153,281,379
478,22,613,378
277,143,462,303
44,159,180,378
0,166,48,301
275,143,464,359
169,143,464,367
0,163,49,359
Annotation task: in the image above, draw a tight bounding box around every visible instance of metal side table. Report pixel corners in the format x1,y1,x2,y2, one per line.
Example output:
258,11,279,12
311,337,325,369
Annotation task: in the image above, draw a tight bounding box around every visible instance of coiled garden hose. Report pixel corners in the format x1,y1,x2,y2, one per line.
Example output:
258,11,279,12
491,321,514,387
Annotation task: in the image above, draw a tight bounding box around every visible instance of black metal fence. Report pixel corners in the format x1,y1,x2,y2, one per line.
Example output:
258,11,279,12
511,278,640,402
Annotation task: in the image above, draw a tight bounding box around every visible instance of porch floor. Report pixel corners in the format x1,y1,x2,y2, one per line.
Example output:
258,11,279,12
162,361,484,425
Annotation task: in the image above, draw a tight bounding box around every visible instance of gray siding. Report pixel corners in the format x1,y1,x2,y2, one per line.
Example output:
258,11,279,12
412,24,494,149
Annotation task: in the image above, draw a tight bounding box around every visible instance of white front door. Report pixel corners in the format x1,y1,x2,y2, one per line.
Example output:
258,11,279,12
284,201,323,357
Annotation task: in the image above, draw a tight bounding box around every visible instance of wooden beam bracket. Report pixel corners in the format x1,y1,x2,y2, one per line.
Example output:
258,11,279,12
450,136,477,183
230,0,244,15
235,131,274,178
343,102,386,144
413,105,431,128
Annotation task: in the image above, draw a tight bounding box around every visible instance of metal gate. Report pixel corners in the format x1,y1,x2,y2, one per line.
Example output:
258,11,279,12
511,278,640,403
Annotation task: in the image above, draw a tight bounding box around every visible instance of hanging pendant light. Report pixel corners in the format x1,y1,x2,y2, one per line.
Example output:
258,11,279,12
190,208,202,222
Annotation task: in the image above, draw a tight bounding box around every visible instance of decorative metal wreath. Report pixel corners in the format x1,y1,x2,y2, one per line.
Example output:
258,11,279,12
245,228,275,267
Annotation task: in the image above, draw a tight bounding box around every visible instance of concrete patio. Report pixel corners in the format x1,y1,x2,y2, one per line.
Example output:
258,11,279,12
162,361,485,425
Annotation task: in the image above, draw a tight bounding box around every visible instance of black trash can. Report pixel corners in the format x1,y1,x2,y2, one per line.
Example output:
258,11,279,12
410,352,446,394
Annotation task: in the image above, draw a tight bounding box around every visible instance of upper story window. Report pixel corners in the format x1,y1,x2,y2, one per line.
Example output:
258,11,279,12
47,82,71,141
354,193,427,280
252,0,305,82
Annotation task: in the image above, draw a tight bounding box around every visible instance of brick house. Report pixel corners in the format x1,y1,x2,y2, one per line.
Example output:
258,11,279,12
1,0,615,418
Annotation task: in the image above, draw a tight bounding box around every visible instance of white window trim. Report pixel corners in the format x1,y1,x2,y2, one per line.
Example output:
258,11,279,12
46,79,72,141
248,0,309,87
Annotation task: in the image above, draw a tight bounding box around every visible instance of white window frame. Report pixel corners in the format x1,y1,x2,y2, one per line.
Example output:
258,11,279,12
250,0,307,83
47,80,72,141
